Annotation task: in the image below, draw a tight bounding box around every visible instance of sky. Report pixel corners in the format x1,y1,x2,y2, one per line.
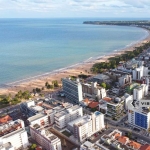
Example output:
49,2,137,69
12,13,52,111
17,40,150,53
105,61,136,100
0,0,150,18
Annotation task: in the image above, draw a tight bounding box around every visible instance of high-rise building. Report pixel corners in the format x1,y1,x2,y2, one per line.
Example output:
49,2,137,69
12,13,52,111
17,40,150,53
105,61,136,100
118,74,132,87
128,100,150,130
0,119,29,149
133,84,148,100
82,82,106,100
132,66,148,80
62,78,83,103
54,105,83,129
67,111,105,142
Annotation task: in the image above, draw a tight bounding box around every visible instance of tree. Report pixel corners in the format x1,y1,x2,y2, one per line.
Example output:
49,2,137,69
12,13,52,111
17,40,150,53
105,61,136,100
45,81,49,87
29,143,37,150
35,88,41,93
52,80,59,87
101,82,106,89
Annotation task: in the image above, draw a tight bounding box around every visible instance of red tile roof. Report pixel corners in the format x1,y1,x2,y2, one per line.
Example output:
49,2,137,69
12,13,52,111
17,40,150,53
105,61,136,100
88,101,99,108
0,115,12,124
118,136,129,144
114,133,121,139
103,97,112,102
128,141,141,149
140,144,150,150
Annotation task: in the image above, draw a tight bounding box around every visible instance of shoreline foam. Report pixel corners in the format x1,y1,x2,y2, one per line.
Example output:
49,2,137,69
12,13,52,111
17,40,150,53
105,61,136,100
0,27,150,96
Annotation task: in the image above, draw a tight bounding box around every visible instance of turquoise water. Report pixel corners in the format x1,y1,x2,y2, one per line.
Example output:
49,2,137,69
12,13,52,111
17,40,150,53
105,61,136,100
0,18,149,86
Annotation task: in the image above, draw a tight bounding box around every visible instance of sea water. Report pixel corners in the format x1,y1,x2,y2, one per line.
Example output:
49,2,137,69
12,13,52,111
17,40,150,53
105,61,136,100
0,18,149,86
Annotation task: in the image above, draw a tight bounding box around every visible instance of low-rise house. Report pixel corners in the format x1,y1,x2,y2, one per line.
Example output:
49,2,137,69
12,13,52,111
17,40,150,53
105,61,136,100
101,129,142,150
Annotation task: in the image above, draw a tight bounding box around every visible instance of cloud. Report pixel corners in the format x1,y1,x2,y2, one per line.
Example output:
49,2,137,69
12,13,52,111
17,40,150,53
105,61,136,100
0,0,150,17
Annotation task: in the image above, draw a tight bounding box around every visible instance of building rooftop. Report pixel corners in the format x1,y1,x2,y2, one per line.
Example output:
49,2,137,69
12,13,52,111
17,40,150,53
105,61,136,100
118,136,129,144
93,74,110,80
31,125,58,142
27,113,46,123
0,119,23,137
0,115,12,124
88,101,99,108
128,141,141,149
140,144,150,150
30,105,44,112
54,105,81,118
68,115,91,128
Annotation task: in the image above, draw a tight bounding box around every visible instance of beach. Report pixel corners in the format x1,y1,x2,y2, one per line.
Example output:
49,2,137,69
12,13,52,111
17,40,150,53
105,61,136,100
0,29,150,97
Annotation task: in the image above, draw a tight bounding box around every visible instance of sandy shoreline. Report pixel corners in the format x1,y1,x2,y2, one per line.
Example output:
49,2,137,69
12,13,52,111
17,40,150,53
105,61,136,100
1,29,150,96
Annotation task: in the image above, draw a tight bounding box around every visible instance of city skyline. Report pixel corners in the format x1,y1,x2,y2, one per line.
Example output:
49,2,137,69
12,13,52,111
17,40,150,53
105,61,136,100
0,0,150,18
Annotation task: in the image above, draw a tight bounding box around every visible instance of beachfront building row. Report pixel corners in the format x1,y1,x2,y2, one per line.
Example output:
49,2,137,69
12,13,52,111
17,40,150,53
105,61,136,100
0,119,29,150
62,78,83,104
82,82,106,100
67,111,105,142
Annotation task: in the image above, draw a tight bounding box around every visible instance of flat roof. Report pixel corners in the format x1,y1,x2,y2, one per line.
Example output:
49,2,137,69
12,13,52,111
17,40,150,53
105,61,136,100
68,114,93,127
28,113,46,122
93,74,109,80
55,105,81,118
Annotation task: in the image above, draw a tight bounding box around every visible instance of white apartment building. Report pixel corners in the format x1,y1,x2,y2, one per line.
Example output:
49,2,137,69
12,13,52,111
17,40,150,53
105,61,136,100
128,100,150,130
132,66,148,80
122,93,133,110
54,105,83,129
30,124,62,150
118,74,132,87
62,78,83,103
67,111,105,142
82,82,106,100
46,103,73,125
0,119,29,150
133,84,148,100
27,113,49,127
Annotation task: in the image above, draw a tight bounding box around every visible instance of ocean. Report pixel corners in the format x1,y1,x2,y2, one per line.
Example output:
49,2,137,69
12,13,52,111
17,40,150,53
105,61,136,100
0,18,149,86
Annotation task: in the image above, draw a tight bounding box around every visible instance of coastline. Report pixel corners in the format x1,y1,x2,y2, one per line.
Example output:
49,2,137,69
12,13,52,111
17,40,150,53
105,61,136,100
0,28,150,96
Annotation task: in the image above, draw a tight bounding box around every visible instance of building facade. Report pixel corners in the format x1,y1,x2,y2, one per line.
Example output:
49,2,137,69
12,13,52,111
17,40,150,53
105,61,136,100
82,82,106,100
128,100,150,130
30,125,62,150
67,111,105,142
54,105,83,129
132,66,148,80
118,74,132,87
0,119,29,149
62,78,83,103
133,84,148,100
